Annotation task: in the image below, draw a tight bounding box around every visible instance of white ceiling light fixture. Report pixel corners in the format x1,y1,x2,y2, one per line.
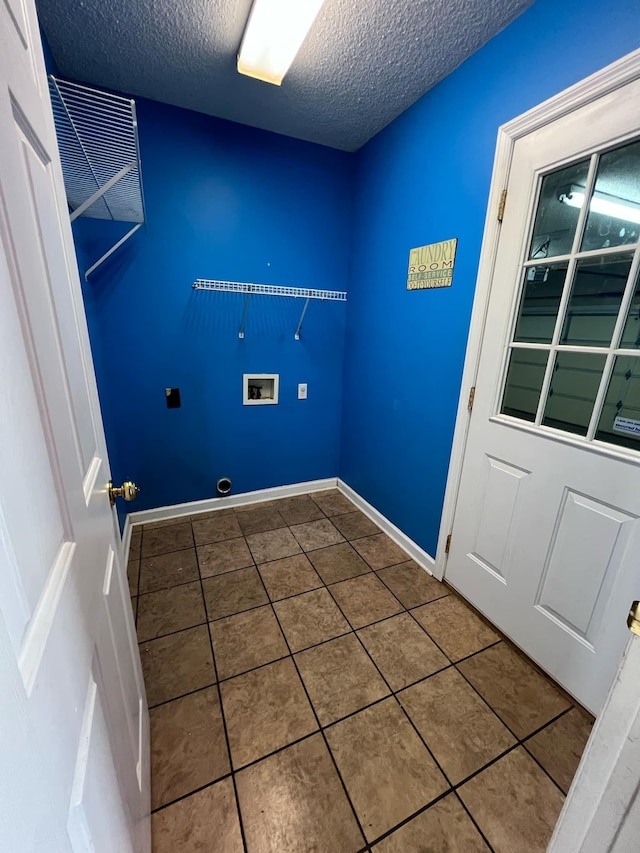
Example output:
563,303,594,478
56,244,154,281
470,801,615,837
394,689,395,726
237,0,327,86
559,185,640,225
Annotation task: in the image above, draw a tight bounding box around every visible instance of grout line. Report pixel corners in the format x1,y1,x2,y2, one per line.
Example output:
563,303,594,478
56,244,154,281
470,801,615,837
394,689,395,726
315,581,490,848
193,543,250,853
334,570,565,841
147,679,218,711
450,654,571,798
262,573,370,850
141,507,575,849
454,791,498,853
137,619,209,645
150,771,233,815
225,727,320,776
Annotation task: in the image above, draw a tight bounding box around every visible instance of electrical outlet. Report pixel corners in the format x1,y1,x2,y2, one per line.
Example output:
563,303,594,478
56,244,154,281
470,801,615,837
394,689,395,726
298,383,307,400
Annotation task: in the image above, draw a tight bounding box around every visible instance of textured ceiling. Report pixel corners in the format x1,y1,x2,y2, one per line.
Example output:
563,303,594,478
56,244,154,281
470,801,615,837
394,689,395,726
37,0,533,152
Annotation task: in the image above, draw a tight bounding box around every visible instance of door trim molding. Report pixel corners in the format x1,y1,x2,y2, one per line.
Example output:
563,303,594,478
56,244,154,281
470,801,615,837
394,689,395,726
434,46,640,583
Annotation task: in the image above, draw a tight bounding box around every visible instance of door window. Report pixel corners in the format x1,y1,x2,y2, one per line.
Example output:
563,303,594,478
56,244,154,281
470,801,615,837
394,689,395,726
500,138,640,451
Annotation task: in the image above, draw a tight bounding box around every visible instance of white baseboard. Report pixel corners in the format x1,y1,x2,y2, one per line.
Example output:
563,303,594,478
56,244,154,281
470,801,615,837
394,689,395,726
126,477,338,531
122,475,435,579
337,479,436,576
121,515,131,568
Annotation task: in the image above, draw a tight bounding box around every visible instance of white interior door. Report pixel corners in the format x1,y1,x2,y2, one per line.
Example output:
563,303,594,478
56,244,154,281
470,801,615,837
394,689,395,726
445,73,640,715
0,1,149,851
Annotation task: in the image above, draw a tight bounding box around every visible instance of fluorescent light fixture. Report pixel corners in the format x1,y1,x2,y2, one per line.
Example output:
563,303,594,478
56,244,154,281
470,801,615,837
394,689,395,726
559,186,640,225
237,0,326,85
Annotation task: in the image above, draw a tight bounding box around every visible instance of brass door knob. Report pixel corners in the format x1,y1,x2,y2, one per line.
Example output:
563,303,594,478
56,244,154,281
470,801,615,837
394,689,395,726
108,480,140,507
628,600,640,637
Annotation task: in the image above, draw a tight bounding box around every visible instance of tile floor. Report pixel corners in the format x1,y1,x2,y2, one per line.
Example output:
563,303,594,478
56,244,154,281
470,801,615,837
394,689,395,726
127,489,594,853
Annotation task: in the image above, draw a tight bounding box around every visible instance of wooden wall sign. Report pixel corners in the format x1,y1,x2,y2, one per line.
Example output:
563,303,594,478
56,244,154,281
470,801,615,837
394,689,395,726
407,238,458,290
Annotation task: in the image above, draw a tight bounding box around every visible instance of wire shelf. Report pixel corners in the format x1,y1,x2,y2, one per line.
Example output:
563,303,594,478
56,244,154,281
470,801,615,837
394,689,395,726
192,279,347,340
49,76,145,224
192,280,347,301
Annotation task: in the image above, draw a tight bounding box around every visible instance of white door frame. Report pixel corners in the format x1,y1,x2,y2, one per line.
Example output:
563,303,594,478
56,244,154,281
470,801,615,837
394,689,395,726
434,46,640,582
548,632,640,852
434,46,640,851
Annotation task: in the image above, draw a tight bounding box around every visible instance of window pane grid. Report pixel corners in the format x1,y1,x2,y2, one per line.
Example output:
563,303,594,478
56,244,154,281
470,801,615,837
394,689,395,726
570,154,600,255
500,139,640,452
522,242,640,269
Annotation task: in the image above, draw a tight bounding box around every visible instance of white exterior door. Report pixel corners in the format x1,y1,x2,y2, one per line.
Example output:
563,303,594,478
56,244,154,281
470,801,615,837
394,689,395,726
445,72,640,714
0,1,149,851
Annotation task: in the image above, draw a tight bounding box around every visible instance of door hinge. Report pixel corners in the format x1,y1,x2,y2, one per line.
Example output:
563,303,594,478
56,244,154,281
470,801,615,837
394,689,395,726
497,189,507,222
468,386,476,411
445,534,452,554
628,600,640,636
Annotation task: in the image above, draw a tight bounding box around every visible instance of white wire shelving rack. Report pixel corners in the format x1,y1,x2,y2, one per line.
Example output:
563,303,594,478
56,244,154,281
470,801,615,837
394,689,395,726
49,76,145,278
192,279,347,340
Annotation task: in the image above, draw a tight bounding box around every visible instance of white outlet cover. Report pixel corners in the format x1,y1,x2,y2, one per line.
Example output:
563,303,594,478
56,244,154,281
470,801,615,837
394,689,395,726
298,383,307,399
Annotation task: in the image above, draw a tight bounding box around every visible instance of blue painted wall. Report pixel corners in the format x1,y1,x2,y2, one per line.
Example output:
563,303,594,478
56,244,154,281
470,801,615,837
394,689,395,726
340,0,640,555
73,100,352,514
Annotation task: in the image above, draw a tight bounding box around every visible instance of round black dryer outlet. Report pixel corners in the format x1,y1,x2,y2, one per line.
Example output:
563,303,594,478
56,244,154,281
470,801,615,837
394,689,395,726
216,477,232,496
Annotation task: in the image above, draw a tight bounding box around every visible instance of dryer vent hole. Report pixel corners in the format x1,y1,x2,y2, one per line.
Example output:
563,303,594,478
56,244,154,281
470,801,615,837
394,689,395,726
216,477,232,496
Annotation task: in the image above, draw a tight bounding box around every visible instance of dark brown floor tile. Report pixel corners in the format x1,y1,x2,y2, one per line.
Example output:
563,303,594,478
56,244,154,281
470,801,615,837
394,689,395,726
235,499,281,513
326,698,448,841
377,561,447,608
152,777,243,853
129,529,141,560
458,747,564,853
192,513,242,546
276,494,325,525
190,507,237,521
296,634,389,725
308,542,371,585
357,613,448,690
412,594,499,662
236,734,364,853
140,625,215,706
143,516,191,530
352,533,409,570
526,707,593,793
246,527,302,563
141,522,194,558
458,642,571,738
311,489,355,516
373,793,491,852
237,505,287,536
131,596,137,623
203,567,268,621
127,559,139,596
274,588,350,652
150,687,230,809
197,537,254,578
330,573,403,629
138,548,199,594
220,658,317,768
210,605,289,680
137,581,205,642
290,518,345,551
331,510,380,541
399,668,515,784
258,553,322,601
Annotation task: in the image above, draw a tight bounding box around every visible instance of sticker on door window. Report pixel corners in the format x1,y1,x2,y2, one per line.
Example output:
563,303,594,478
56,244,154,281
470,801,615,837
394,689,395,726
613,416,640,436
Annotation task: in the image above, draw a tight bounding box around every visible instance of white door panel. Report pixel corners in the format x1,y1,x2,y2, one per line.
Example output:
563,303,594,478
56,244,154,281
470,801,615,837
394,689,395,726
0,0,149,849
446,74,640,713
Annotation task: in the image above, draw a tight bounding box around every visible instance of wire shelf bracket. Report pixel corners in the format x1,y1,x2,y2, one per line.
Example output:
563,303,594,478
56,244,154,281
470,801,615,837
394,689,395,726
192,279,347,340
49,75,146,279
